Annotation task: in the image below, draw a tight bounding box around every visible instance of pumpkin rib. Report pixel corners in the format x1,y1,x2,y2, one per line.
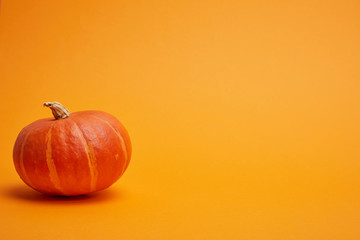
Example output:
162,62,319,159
70,119,98,192
84,111,131,169
93,112,131,171
90,115,128,174
45,123,64,194
19,128,36,189
109,118,132,171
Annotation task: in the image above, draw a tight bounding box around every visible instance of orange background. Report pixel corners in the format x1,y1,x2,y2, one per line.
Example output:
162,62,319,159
1,0,360,239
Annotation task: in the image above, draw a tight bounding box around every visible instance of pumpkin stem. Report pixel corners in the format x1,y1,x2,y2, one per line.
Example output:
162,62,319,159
43,102,70,120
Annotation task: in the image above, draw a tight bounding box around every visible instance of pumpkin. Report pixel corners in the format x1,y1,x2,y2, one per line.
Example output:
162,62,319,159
13,102,131,196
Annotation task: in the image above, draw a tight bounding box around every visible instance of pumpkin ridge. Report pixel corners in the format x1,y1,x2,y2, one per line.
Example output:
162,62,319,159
70,119,98,192
19,129,36,189
90,115,128,174
45,124,64,194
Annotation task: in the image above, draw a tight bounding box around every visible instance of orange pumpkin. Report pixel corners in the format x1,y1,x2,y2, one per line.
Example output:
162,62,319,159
13,102,131,196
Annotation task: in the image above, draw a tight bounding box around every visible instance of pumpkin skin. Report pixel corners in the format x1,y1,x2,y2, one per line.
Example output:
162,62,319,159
13,110,131,196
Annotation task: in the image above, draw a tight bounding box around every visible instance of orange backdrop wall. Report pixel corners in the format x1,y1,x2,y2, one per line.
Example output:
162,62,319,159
1,0,360,239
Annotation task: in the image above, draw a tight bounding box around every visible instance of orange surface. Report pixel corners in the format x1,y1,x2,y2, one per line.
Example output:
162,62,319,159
1,0,360,239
